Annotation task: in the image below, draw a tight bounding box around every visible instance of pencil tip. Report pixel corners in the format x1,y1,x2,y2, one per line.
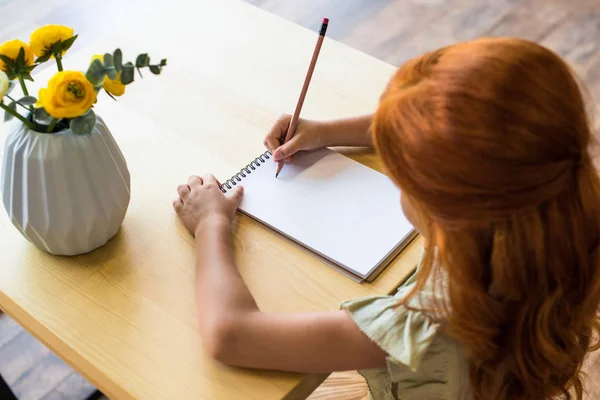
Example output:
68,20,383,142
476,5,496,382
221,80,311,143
275,171,280,178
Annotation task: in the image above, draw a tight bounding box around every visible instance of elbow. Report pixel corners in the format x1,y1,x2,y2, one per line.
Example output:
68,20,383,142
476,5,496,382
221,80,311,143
201,318,240,364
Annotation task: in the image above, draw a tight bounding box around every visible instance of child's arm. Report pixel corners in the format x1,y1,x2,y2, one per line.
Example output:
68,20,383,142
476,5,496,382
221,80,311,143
174,174,388,373
264,114,373,164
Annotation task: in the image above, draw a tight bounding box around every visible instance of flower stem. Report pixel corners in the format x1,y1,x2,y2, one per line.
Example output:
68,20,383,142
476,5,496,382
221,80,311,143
17,74,34,113
47,118,59,133
0,102,35,130
6,94,31,112
55,54,63,72
17,74,29,96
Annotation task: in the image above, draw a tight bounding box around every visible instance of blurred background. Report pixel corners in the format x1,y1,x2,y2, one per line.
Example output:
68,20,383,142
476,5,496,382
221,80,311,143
0,0,599,399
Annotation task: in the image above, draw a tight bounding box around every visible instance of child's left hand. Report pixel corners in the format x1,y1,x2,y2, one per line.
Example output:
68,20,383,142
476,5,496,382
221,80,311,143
173,174,244,235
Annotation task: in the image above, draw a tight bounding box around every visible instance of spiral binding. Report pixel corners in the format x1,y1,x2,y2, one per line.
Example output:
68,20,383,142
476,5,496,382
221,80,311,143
220,150,272,193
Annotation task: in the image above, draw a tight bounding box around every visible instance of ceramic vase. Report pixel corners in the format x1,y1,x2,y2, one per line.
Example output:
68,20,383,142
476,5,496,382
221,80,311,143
1,115,130,255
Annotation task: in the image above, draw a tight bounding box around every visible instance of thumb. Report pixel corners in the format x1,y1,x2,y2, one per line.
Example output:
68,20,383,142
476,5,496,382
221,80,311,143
227,185,244,208
273,136,302,161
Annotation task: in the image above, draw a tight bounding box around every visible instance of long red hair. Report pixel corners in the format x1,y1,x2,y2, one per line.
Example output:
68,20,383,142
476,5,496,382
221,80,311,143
372,37,600,399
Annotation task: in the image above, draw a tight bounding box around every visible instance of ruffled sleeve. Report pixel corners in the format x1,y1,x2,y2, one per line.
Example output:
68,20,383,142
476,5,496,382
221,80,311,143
340,286,441,372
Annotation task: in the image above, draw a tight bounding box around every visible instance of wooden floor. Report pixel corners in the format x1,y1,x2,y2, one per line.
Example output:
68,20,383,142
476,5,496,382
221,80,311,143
1,0,600,399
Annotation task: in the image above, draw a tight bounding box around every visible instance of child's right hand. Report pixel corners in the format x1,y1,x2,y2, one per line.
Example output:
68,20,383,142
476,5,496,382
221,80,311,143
263,114,327,163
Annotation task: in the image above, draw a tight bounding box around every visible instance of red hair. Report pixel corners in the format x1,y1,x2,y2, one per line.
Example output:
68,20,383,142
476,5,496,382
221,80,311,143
372,37,600,399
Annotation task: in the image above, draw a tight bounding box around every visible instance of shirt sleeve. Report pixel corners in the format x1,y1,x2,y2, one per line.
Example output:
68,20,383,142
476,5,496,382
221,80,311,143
340,290,441,372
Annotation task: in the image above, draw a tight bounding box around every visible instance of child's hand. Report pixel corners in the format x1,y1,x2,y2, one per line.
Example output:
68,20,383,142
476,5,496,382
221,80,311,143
173,174,244,235
264,114,327,163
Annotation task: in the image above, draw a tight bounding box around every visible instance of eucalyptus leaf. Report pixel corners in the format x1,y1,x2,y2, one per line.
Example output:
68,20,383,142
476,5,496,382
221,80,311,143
86,59,106,87
149,65,161,75
16,47,25,69
103,53,114,68
113,49,123,73
18,96,37,106
136,67,143,78
105,67,117,80
35,52,52,63
120,65,135,85
3,101,17,122
160,59,167,67
70,109,96,135
135,53,149,68
33,107,54,125
61,35,78,51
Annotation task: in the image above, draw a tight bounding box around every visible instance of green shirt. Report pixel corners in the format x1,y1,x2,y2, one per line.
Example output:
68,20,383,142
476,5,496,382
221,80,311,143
340,257,471,399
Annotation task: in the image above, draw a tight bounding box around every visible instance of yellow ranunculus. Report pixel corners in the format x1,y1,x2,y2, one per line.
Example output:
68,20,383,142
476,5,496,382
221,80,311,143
0,40,35,73
38,71,96,119
30,25,74,58
91,55,126,96
0,71,9,100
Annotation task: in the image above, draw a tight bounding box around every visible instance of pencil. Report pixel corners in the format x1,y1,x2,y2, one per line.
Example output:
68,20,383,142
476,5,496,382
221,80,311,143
275,17,329,178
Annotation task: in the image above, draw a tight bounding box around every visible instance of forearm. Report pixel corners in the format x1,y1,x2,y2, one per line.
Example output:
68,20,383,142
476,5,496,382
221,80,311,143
321,114,373,147
194,218,258,326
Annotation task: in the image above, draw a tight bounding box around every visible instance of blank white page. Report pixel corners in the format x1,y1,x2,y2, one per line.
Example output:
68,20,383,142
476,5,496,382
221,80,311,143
225,148,414,278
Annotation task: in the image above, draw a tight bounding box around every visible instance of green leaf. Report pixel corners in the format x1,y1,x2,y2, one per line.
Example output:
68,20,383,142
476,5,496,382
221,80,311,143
70,109,96,135
18,96,37,106
105,67,117,80
49,39,63,55
135,53,149,68
113,49,123,73
0,54,16,70
120,63,135,85
103,53,114,68
160,59,167,67
3,101,17,122
33,107,54,125
21,72,34,82
136,67,143,79
86,59,106,87
4,70,17,80
16,47,25,69
149,65,161,75
61,35,78,51
35,52,52,63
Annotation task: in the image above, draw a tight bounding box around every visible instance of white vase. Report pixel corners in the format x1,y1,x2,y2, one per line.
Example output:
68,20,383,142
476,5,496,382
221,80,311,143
1,116,131,256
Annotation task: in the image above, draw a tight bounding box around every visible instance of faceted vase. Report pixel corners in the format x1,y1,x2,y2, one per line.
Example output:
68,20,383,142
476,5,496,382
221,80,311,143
1,116,130,255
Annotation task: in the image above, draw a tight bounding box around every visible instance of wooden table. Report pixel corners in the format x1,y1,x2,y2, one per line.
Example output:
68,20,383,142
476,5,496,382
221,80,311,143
0,0,423,398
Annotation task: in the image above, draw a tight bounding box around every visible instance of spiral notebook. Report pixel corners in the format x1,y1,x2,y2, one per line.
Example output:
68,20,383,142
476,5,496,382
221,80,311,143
220,148,416,282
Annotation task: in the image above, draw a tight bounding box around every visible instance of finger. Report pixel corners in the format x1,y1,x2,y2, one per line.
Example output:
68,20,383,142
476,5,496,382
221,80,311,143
266,114,291,143
172,197,183,211
188,175,203,187
177,184,191,198
265,137,280,154
202,174,219,186
285,154,295,164
273,136,302,162
227,185,244,208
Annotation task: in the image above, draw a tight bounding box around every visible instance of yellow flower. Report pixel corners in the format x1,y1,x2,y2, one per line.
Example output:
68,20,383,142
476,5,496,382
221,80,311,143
30,25,74,58
38,71,96,119
0,40,34,73
91,55,126,96
0,71,8,100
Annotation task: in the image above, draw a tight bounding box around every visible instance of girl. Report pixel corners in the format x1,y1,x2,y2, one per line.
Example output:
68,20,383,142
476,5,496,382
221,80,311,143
173,37,600,399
